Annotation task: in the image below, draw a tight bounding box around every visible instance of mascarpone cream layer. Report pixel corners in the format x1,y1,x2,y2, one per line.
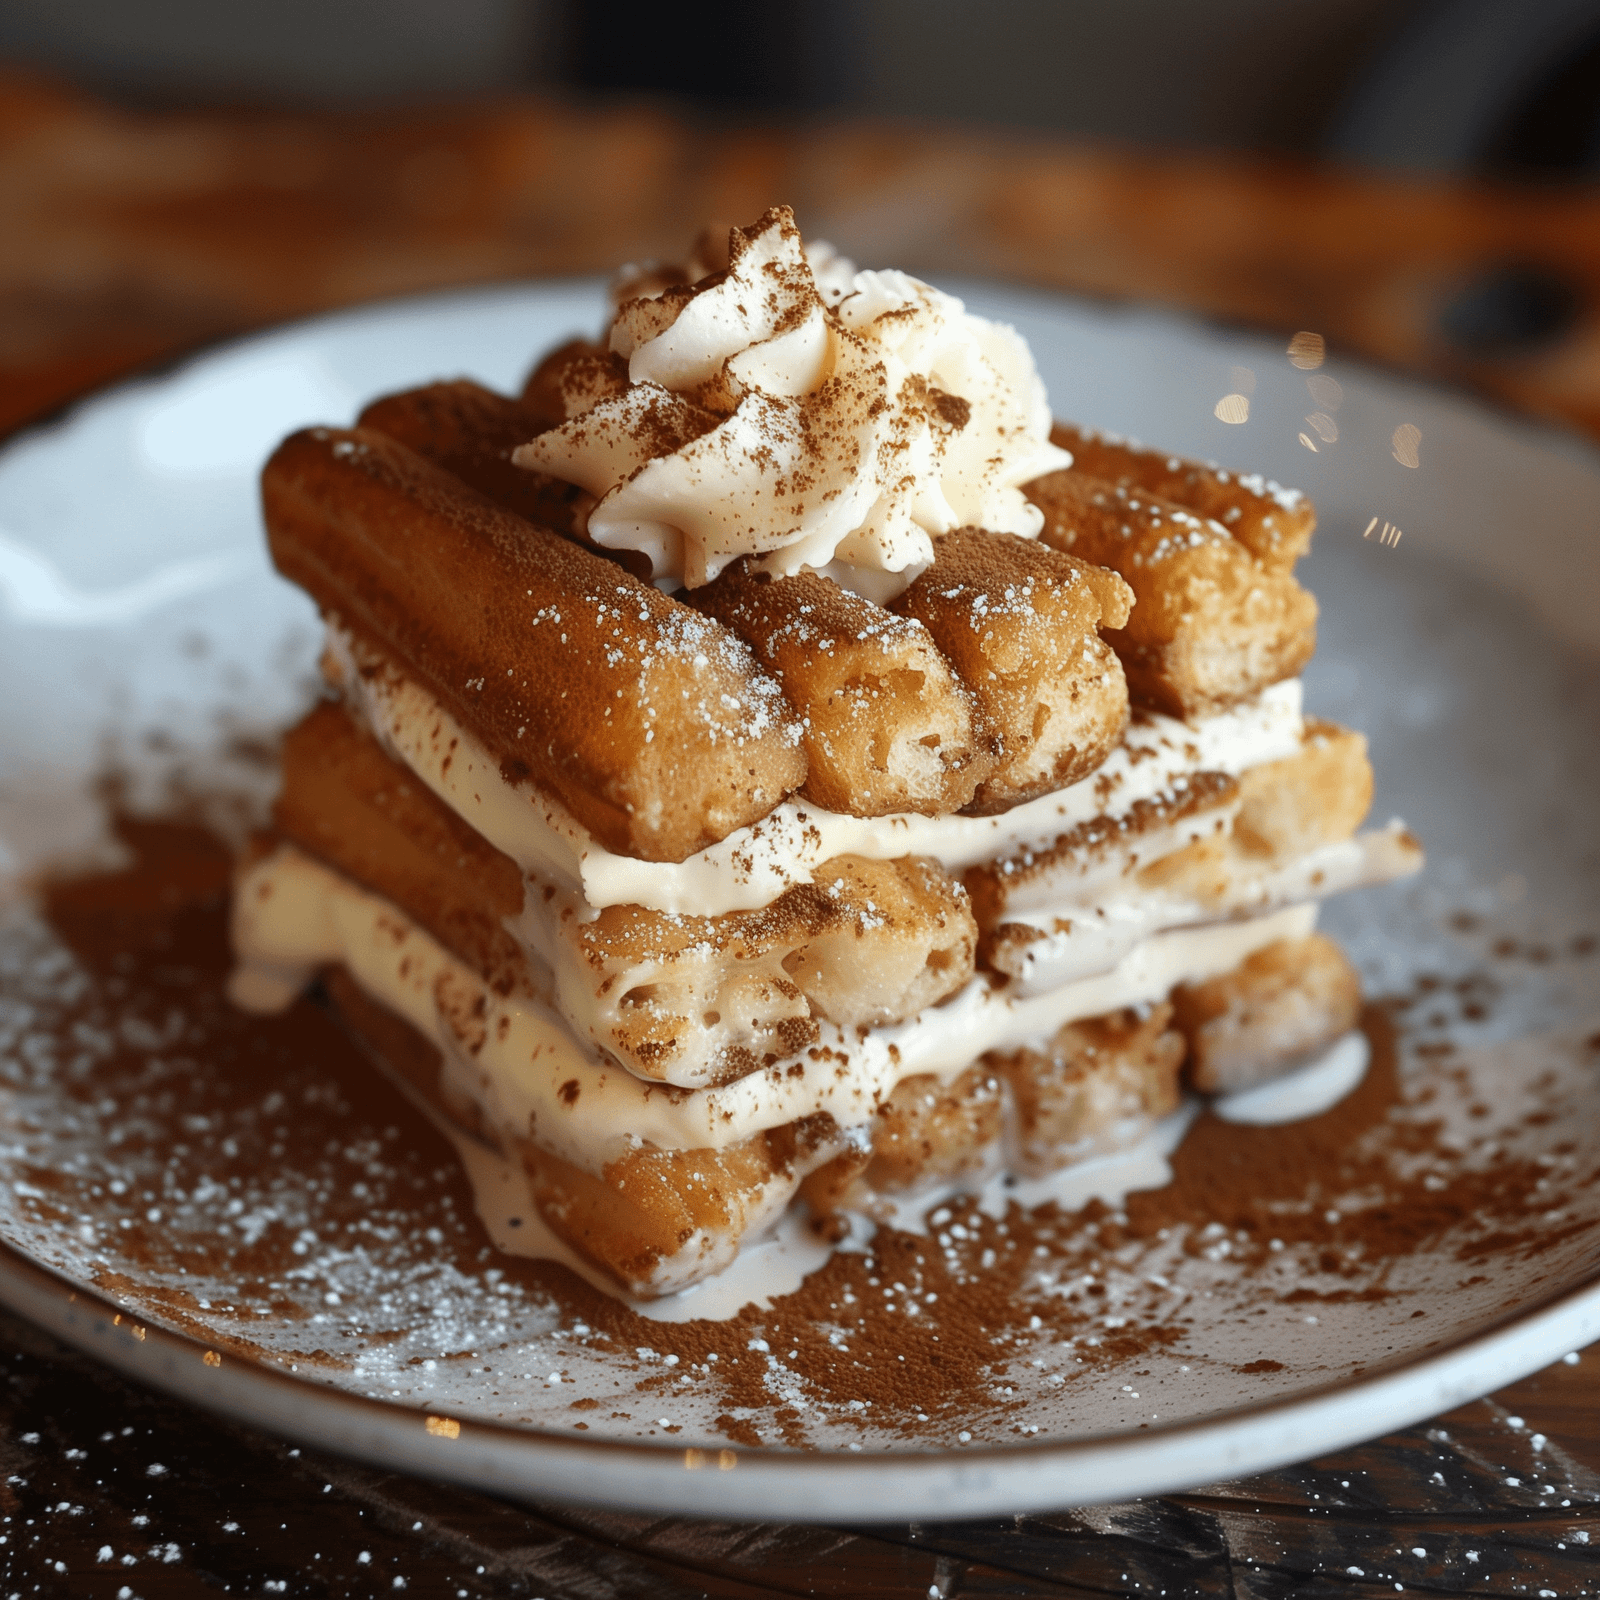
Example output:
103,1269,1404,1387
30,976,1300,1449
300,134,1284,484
229,844,1316,1172
326,627,1305,917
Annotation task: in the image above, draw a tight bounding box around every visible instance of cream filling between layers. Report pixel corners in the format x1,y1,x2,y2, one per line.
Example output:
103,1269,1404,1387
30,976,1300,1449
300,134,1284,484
997,822,1423,996
229,844,1316,1173
325,626,1306,917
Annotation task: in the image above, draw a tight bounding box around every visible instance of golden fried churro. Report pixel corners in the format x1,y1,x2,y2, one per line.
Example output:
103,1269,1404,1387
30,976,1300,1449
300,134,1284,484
692,563,996,816
1050,423,1316,571
576,853,975,1086
274,701,531,996
519,1114,846,1295
891,529,1133,814
1233,718,1373,862
798,1064,1003,1215
357,380,592,540
1172,933,1362,1092
989,1004,1185,1177
1025,469,1317,718
520,337,629,429
262,425,806,862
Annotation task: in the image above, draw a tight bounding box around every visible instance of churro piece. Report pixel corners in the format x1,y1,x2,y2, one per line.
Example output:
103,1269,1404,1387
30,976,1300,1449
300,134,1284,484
262,426,806,863
575,854,976,1087
863,1065,1003,1192
274,701,532,996
324,965,845,1297
357,380,591,539
802,1001,1185,1211
891,529,1133,814
1025,470,1318,719
989,1004,1185,1177
1233,718,1372,863
520,1115,845,1296
1172,933,1362,1093
799,1065,1002,1217
521,338,630,429
1050,424,1316,571
1130,718,1372,903
692,563,996,816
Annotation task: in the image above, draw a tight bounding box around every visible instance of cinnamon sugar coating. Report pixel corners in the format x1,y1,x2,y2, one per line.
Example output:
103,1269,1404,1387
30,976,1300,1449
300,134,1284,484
262,425,806,863
891,528,1134,815
1172,933,1362,1093
1050,423,1317,572
692,563,997,816
357,379,651,579
1025,468,1318,719
520,337,630,430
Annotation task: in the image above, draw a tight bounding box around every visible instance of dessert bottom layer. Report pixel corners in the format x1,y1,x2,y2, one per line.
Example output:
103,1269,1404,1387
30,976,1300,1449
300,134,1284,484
232,854,1358,1297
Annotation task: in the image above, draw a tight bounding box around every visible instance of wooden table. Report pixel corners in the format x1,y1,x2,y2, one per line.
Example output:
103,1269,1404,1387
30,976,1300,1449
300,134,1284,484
3,72,1598,1596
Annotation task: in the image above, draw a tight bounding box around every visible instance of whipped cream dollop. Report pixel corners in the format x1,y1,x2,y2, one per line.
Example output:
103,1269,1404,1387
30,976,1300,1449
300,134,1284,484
515,206,1072,592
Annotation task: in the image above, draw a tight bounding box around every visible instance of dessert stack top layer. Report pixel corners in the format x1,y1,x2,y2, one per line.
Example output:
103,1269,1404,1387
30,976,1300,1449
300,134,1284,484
260,204,1322,871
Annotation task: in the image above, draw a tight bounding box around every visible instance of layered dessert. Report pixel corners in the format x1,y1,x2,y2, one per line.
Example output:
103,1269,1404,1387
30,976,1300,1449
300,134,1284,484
230,207,1422,1299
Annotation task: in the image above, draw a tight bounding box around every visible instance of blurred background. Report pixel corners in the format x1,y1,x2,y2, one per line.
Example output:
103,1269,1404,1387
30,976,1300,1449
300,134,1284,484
1,0,1598,434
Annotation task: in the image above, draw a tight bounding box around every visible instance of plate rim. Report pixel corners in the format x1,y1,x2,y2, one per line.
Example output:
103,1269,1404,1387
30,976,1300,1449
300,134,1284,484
5,1229,1599,1522
4,276,1600,1518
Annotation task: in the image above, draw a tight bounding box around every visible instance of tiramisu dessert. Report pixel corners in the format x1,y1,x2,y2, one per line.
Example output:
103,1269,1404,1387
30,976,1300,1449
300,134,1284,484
230,207,1422,1299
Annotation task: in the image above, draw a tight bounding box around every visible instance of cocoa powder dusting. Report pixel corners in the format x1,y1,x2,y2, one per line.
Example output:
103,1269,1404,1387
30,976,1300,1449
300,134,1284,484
6,821,1600,1453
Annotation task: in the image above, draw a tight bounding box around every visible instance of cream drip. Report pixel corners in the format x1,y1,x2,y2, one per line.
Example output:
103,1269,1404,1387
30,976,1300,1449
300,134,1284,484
514,206,1072,592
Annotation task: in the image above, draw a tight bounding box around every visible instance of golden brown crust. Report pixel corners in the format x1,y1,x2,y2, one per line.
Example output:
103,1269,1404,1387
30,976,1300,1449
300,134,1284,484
692,563,997,816
891,529,1133,814
274,701,531,996
356,379,610,559
1172,933,1362,1093
1233,718,1372,862
520,337,630,430
989,1004,1186,1177
521,1114,842,1296
1025,469,1317,719
262,425,807,863
1050,423,1316,571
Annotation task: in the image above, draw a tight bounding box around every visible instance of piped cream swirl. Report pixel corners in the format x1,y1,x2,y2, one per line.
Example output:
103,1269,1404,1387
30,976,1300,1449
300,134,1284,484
515,206,1071,592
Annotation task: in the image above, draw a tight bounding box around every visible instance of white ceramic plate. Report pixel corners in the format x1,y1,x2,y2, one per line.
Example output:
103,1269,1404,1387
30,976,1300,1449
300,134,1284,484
0,280,1597,1521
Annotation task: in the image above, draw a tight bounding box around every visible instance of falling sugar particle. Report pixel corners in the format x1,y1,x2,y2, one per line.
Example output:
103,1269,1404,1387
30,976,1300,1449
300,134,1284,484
1392,423,1422,468
1214,394,1250,425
